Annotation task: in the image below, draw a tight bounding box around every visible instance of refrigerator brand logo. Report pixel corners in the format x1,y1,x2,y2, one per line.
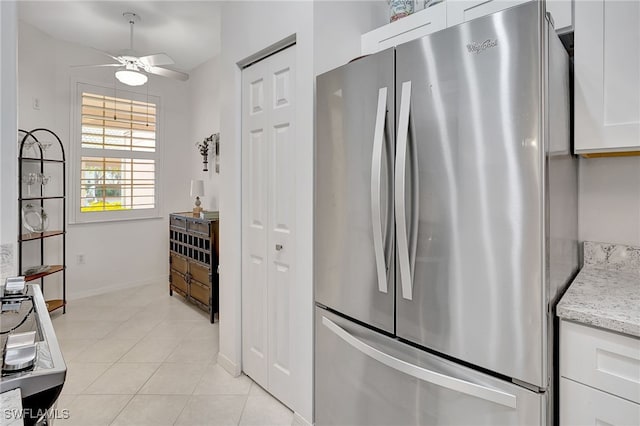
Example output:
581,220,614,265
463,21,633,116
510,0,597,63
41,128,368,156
466,39,498,54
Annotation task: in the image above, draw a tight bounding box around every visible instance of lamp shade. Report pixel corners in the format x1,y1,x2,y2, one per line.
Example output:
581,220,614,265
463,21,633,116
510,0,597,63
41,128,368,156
190,179,204,197
115,69,148,86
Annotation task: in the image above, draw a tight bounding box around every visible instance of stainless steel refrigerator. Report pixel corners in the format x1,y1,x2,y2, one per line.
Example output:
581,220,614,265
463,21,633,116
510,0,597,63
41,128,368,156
314,2,578,424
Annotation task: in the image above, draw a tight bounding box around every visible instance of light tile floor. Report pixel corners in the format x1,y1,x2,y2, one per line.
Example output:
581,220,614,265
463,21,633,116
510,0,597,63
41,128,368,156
50,282,294,426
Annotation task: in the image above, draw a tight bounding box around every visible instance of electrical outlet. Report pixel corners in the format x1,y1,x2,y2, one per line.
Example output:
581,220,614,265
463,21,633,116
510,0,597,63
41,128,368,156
76,254,85,265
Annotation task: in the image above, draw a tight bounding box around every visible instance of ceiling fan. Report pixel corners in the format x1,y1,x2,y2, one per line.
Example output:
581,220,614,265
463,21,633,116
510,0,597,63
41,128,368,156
74,12,189,86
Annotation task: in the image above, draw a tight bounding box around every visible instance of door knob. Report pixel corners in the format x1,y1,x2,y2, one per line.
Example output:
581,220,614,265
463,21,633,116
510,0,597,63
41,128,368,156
275,244,283,251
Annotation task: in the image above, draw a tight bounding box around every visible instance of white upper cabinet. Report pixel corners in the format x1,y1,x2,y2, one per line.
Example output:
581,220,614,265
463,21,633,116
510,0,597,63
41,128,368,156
446,0,530,26
574,0,640,154
362,1,572,56
361,2,447,55
546,0,573,33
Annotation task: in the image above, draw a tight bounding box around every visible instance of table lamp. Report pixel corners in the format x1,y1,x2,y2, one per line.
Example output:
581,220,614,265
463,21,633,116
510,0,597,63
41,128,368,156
190,179,204,216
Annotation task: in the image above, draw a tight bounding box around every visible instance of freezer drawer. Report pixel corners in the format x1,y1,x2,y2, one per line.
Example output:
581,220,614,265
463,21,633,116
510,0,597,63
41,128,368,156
315,307,546,425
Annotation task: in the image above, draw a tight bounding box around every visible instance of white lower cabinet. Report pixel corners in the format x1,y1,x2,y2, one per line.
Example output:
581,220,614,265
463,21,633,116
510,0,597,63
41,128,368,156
560,320,640,425
561,378,640,426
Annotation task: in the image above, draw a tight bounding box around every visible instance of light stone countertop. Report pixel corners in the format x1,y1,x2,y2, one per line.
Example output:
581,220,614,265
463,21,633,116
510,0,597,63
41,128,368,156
557,241,640,338
0,388,23,426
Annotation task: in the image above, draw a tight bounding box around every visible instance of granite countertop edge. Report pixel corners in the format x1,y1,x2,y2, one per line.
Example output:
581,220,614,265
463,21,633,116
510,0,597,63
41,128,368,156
557,266,640,338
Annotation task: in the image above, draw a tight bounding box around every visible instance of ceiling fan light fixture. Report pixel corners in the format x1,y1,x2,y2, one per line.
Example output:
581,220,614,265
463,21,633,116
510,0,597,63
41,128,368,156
115,68,147,86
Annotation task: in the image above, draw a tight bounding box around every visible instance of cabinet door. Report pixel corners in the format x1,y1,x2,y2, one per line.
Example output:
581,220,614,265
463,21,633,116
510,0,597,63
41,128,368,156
170,253,188,275
546,0,572,33
446,0,530,26
575,0,640,154
560,378,640,426
170,270,188,295
560,320,640,405
189,280,210,306
190,261,210,286
361,3,446,55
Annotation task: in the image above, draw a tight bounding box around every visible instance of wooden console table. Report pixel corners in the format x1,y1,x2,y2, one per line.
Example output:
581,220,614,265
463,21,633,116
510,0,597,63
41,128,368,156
169,212,219,323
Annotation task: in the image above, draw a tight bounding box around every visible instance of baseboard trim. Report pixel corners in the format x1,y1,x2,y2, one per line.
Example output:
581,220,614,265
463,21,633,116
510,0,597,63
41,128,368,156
292,412,312,426
218,352,241,377
67,275,168,300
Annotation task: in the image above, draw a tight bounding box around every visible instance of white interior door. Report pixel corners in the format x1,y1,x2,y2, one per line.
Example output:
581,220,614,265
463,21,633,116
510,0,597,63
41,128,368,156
241,45,296,409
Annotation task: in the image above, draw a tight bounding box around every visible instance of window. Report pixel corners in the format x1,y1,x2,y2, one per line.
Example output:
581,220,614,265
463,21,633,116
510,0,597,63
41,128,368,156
73,83,161,222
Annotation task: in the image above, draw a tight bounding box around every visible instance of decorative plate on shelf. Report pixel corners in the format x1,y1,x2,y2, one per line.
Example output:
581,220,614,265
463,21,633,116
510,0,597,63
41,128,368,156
22,203,49,233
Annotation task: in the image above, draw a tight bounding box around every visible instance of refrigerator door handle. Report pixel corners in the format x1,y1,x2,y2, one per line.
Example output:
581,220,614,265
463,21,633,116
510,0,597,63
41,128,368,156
371,87,389,294
322,316,518,409
395,81,414,300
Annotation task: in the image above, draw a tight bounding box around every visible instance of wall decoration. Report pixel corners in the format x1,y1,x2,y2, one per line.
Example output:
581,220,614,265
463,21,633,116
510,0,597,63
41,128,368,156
196,134,213,171
213,133,220,173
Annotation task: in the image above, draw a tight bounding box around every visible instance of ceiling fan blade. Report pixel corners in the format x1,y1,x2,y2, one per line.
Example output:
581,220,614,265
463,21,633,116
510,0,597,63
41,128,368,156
139,53,174,67
89,47,123,64
148,66,189,82
70,63,123,69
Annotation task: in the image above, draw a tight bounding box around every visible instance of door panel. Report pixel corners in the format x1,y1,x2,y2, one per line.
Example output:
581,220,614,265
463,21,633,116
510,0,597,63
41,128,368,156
242,45,296,410
315,49,395,333
395,2,546,387
242,60,270,388
190,262,209,285
267,46,295,409
189,280,209,306
315,307,545,426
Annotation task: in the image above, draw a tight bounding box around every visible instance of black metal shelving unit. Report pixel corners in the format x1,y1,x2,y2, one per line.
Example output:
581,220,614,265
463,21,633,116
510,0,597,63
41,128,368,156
18,128,67,313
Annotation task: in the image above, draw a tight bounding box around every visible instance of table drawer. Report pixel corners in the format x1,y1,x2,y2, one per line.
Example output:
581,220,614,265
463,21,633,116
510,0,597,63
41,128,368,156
561,320,640,404
190,280,210,305
170,215,187,230
188,220,210,236
190,262,210,285
170,253,188,275
170,270,188,295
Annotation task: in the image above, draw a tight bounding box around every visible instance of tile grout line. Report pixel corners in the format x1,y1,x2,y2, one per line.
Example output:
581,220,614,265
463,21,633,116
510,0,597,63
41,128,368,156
51,283,284,425
237,384,253,426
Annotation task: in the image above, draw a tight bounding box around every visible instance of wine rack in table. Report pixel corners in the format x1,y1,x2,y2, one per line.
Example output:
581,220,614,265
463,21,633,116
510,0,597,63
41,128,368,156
169,213,219,323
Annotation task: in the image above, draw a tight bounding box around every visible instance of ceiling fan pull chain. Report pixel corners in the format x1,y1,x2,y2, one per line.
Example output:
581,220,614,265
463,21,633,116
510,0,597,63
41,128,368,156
113,72,117,121
146,81,149,127
129,18,134,51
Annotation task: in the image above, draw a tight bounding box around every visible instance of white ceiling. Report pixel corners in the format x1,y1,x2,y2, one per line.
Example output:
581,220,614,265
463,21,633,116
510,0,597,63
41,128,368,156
18,1,221,72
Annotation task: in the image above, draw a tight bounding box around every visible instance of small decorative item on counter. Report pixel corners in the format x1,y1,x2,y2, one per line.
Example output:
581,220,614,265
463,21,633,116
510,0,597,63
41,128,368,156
190,179,204,216
196,134,213,171
389,0,414,22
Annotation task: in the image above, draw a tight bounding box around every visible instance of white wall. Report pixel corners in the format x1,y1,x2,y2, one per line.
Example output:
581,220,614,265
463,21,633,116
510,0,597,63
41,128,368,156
0,1,18,282
217,1,386,422
188,55,221,210
218,0,314,422
579,157,640,247
313,0,387,75
17,21,192,299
